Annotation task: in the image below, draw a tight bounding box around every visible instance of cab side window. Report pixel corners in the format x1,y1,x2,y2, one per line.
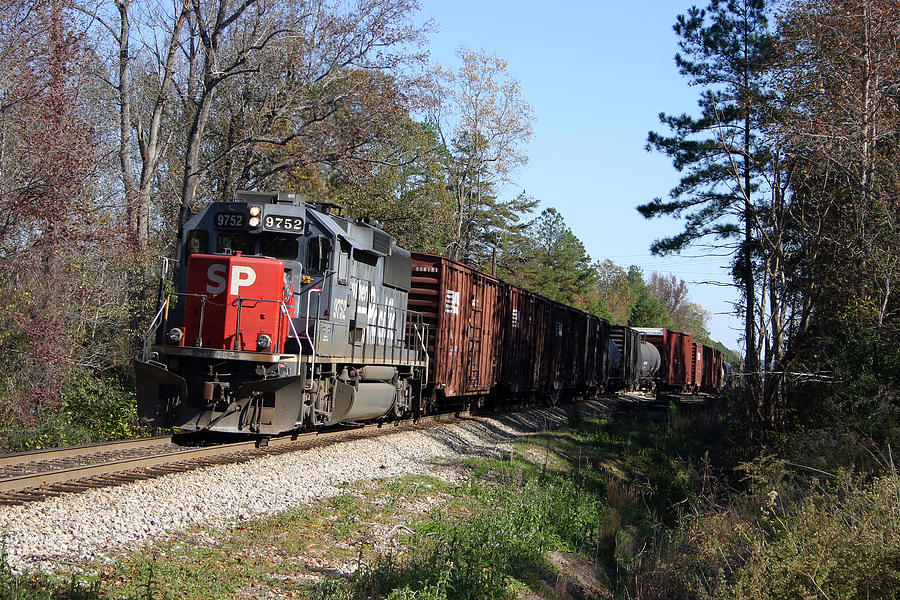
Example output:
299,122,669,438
306,236,333,275
336,240,351,284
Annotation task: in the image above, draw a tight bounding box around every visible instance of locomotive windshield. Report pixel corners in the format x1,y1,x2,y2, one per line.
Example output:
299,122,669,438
258,233,299,260
186,229,209,255
199,230,301,261
216,233,255,255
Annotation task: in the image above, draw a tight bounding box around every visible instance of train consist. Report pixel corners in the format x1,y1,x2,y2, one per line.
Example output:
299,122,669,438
135,191,726,435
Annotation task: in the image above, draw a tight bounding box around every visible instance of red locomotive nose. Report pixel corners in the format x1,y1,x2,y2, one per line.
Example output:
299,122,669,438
183,254,294,352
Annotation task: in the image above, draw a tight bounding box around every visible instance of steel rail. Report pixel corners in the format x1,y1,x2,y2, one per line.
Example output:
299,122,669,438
0,437,174,468
0,411,470,497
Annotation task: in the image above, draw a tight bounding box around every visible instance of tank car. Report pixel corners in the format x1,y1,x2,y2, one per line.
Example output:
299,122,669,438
632,327,694,393
638,340,661,388
135,191,428,435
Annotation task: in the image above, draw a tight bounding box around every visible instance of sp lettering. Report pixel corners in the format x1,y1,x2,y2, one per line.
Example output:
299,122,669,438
206,264,257,295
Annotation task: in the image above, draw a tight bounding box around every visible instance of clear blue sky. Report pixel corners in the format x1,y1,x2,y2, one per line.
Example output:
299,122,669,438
418,0,743,352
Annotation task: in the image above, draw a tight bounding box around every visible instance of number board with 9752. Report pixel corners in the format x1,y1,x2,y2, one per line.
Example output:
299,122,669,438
215,212,245,229
263,214,304,233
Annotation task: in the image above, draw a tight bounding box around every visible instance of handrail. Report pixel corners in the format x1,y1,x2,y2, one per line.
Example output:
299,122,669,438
415,317,429,389
142,302,168,362
279,300,303,378
142,292,207,361
304,286,323,390
297,270,336,389
232,296,297,351
234,296,277,350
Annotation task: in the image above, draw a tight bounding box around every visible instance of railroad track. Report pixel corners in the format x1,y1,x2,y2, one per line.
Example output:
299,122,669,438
0,411,469,506
601,391,721,415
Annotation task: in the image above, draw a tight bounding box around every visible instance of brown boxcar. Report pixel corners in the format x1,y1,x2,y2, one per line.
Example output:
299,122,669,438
633,328,694,391
713,348,724,390
608,325,640,391
501,285,549,395
501,289,603,400
558,303,597,394
547,302,577,392
701,345,724,392
690,342,704,392
584,316,609,393
409,253,504,404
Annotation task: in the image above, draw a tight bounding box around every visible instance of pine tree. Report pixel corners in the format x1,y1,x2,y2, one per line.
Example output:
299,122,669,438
499,208,598,309
639,0,775,395
625,267,673,328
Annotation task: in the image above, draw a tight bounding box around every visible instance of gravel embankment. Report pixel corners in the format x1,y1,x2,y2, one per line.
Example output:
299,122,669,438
0,402,606,573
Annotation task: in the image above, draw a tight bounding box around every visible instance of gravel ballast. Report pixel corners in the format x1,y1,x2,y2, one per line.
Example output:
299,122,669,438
0,403,606,573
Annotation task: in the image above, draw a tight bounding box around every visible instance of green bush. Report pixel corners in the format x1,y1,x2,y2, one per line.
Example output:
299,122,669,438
59,368,140,443
1,368,141,452
723,473,900,600
645,450,900,600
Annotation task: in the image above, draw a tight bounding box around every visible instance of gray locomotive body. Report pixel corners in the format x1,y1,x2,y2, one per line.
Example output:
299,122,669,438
136,191,428,435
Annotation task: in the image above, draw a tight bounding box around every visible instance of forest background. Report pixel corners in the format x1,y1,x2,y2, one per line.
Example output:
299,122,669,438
0,0,896,448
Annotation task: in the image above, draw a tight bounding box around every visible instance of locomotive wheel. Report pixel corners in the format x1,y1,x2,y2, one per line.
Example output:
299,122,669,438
392,399,405,419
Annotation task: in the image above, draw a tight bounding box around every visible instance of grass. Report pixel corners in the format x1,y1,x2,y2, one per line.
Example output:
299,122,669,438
3,401,897,599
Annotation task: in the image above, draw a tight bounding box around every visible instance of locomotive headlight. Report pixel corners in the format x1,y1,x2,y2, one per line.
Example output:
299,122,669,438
249,216,261,228
249,205,261,217
167,327,184,344
256,334,272,350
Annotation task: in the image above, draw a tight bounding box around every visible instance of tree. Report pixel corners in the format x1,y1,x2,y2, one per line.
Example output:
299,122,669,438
649,272,711,340
326,118,457,253
499,208,599,309
594,260,635,325
430,48,535,265
771,0,900,398
83,0,431,252
0,0,133,428
99,0,189,254
626,267,673,328
640,0,776,403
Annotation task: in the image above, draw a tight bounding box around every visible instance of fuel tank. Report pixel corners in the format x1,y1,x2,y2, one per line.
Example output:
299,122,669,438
330,366,400,423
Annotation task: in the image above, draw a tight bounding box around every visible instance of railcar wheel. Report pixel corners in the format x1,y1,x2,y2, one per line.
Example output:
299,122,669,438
392,400,405,419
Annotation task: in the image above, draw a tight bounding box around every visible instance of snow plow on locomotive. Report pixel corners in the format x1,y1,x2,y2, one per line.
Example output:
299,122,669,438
135,191,428,435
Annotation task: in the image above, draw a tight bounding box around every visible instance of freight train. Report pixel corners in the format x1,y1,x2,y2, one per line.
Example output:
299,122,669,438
135,191,725,435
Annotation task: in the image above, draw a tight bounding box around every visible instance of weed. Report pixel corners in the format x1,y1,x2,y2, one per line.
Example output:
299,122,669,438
0,542,102,600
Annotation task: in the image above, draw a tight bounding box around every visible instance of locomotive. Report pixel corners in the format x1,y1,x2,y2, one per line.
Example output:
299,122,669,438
136,191,428,434
136,190,726,435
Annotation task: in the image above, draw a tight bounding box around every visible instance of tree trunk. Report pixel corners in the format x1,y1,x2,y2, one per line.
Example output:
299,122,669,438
743,112,761,409
115,0,142,252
